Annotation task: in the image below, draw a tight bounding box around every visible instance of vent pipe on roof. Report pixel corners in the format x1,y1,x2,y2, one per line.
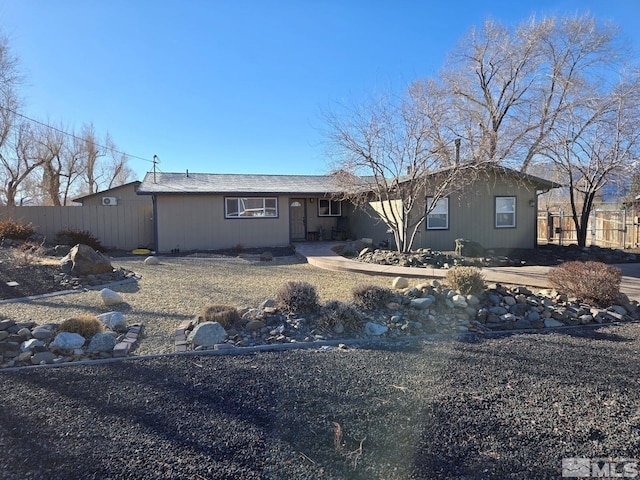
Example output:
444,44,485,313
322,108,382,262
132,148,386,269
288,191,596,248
186,169,189,178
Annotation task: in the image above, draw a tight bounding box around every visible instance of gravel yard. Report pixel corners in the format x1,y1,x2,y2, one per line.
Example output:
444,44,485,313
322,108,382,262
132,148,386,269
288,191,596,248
1,255,396,355
4,254,640,479
2,324,640,479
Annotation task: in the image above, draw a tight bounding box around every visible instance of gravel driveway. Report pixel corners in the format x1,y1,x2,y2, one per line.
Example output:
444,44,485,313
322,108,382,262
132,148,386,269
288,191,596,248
3,324,640,479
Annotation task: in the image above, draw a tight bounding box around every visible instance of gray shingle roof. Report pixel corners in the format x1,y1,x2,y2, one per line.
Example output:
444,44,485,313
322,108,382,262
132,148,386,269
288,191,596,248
137,172,344,195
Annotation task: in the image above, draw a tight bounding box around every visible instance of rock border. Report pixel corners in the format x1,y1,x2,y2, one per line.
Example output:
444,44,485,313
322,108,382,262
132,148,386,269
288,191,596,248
173,277,640,353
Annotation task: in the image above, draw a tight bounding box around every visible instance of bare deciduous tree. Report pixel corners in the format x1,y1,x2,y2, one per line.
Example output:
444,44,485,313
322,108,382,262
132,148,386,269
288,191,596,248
324,88,471,253
541,72,640,246
441,14,625,171
74,124,133,197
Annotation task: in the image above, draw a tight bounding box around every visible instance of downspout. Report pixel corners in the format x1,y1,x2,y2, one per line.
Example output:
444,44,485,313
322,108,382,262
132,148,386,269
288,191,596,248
152,195,159,252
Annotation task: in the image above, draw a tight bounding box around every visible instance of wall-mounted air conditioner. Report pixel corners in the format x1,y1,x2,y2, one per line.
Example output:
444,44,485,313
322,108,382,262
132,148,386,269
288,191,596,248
102,196,118,206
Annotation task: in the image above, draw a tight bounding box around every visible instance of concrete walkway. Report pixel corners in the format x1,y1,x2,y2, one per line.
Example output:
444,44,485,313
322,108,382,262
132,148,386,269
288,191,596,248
294,242,640,302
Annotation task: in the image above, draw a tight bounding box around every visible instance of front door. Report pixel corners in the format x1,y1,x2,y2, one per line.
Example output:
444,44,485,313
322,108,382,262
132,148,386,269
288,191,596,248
290,198,306,241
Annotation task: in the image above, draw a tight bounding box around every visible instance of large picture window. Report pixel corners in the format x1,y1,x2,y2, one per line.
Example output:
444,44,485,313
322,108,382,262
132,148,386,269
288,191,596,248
318,199,341,217
495,196,516,228
426,197,449,230
225,197,278,218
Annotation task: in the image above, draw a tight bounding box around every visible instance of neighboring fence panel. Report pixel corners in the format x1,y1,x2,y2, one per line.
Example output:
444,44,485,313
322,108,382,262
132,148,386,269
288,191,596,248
537,209,627,248
0,205,154,251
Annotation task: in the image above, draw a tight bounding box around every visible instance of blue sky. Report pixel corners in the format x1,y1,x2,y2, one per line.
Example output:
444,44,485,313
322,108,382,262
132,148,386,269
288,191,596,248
1,1,639,181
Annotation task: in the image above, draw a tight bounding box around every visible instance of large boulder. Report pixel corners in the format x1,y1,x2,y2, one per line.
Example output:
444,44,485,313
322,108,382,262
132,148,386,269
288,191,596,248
61,244,113,275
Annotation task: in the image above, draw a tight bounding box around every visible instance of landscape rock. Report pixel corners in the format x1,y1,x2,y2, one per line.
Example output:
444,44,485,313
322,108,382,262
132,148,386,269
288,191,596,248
101,288,124,306
31,325,55,340
392,277,409,289
96,311,127,331
60,244,113,276
87,333,117,352
245,320,265,332
144,256,160,265
50,332,86,351
187,322,227,347
544,318,565,328
20,339,44,352
410,297,433,310
455,238,485,257
364,322,388,336
30,351,57,365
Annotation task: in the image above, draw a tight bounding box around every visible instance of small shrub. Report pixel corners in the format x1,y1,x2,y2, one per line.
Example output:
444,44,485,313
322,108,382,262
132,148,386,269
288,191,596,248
548,261,622,307
352,284,394,310
58,315,104,339
55,228,104,252
320,300,364,330
445,266,485,294
0,219,36,240
198,304,240,328
276,281,319,313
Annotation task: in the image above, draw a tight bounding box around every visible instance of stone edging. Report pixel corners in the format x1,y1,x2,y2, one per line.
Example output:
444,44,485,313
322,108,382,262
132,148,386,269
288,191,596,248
0,321,632,373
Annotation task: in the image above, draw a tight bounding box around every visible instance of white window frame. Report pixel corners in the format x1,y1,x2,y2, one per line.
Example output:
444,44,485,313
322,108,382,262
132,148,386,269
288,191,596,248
225,197,278,218
426,197,449,230
318,198,341,217
495,196,516,228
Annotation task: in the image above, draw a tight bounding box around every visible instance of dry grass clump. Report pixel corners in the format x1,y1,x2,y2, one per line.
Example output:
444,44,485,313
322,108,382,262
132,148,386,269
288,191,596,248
445,266,485,294
10,242,47,266
548,260,622,307
58,315,104,339
0,219,36,240
351,284,394,310
319,300,364,330
276,281,319,313
198,304,240,328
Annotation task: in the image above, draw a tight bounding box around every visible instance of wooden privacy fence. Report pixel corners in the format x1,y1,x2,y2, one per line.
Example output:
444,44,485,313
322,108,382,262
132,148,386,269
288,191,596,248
537,209,631,249
0,205,154,251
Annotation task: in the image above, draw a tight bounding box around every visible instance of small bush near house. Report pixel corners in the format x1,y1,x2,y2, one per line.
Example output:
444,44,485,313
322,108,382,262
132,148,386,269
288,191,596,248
0,219,36,240
548,260,622,307
58,315,104,339
198,304,240,328
320,300,364,330
55,228,104,252
276,281,319,313
445,266,486,295
352,284,394,310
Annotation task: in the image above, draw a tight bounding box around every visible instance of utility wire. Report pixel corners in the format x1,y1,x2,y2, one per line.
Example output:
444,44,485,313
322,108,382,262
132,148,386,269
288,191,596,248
0,105,156,164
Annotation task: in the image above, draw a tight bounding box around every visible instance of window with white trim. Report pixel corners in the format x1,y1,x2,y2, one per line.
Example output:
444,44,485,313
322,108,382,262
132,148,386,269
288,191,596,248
426,197,449,230
318,199,341,216
225,197,278,218
495,196,516,228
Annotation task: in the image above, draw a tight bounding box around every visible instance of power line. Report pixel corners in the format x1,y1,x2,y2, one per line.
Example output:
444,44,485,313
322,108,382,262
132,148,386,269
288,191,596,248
0,105,156,164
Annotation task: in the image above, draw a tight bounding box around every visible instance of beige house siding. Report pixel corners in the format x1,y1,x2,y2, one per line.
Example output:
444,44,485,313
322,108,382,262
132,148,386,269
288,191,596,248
76,182,151,207
347,173,540,251
414,180,538,251
154,194,293,252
